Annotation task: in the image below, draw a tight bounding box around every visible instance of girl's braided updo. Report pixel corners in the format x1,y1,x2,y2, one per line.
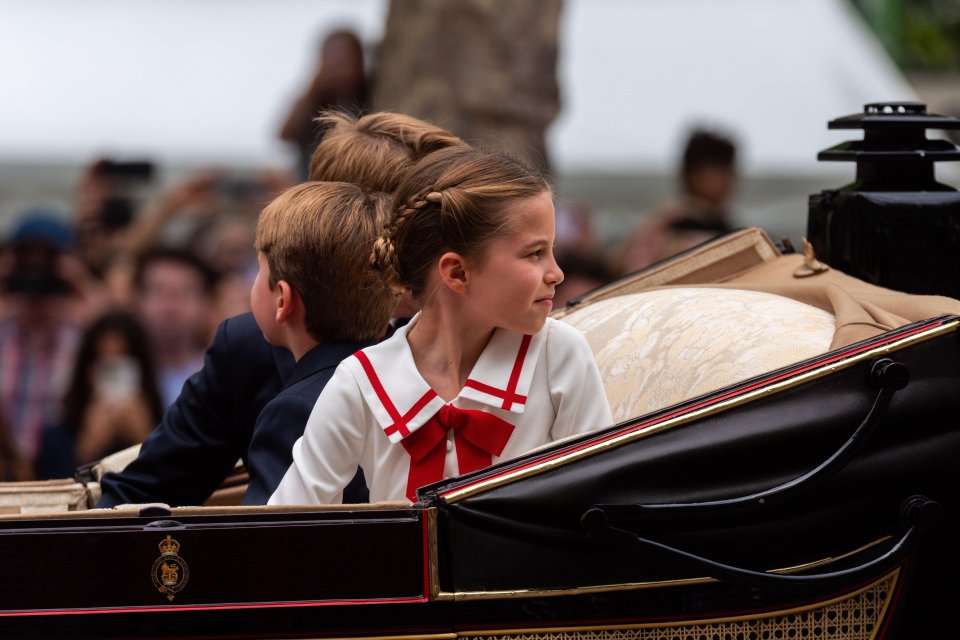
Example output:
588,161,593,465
371,146,549,298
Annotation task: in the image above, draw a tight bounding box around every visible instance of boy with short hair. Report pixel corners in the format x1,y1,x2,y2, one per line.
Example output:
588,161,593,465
98,112,465,508
242,183,394,504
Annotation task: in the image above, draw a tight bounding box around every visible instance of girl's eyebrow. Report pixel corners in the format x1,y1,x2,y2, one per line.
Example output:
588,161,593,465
522,237,549,249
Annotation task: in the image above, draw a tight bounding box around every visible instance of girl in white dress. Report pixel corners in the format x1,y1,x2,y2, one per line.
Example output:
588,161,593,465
270,147,612,504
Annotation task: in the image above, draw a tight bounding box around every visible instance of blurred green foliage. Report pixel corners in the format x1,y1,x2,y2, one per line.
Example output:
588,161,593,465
854,0,960,70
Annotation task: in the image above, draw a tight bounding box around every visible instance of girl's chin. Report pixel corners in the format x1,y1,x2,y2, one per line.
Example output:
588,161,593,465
522,316,549,335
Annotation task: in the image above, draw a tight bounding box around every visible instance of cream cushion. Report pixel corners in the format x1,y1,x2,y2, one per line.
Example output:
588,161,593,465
0,480,91,515
561,288,836,423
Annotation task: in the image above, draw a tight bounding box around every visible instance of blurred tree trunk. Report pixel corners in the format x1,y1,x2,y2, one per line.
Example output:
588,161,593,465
371,0,563,174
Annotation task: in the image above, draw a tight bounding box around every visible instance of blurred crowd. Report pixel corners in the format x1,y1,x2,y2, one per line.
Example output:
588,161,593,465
0,159,296,481
0,26,741,484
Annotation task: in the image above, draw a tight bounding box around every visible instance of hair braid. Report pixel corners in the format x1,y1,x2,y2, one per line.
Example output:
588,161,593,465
371,189,443,293
383,146,548,298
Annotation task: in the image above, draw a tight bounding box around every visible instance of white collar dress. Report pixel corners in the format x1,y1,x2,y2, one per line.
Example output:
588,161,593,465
268,316,613,505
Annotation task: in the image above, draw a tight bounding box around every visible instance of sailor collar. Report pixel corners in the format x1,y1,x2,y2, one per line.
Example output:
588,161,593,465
348,316,551,444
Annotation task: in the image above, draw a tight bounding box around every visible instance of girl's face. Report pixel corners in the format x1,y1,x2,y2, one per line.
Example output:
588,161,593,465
465,190,564,335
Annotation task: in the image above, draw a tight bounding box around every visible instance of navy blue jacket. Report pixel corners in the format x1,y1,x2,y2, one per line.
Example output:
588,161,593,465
241,339,370,504
98,313,368,507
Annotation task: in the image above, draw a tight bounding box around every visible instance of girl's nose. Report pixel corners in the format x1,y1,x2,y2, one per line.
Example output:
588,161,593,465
545,255,564,286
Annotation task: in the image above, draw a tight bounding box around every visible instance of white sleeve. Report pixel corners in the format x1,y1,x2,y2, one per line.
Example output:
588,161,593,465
268,363,368,505
546,319,613,440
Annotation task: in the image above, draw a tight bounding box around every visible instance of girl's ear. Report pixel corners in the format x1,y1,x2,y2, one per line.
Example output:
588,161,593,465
274,280,300,324
437,251,469,294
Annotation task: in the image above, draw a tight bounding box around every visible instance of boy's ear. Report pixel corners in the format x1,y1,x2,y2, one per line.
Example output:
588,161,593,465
274,280,301,324
437,251,469,294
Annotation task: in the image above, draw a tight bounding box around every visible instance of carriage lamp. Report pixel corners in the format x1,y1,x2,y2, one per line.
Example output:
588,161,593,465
807,102,960,298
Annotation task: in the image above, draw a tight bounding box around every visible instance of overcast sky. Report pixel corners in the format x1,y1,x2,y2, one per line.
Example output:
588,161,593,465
1,0,919,176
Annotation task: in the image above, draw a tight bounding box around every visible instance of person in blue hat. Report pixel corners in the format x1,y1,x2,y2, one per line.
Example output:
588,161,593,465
0,209,105,470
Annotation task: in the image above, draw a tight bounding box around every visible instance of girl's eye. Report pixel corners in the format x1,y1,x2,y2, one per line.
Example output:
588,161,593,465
528,250,542,259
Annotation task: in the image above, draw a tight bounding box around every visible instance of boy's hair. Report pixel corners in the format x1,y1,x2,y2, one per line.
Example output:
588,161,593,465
308,111,466,193
371,146,549,297
133,246,219,295
255,182,395,342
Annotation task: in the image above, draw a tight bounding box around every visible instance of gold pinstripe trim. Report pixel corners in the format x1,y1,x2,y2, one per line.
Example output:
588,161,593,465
301,636,456,640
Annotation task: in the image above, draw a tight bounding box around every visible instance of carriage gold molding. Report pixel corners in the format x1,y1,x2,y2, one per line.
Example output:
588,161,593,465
441,319,958,504
303,636,457,640
426,508,441,599
299,570,897,640
433,536,891,601
455,569,898,640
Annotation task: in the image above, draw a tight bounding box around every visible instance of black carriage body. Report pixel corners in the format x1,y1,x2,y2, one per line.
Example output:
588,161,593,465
428,316,960,639
0,316,957,639
0,507,448,638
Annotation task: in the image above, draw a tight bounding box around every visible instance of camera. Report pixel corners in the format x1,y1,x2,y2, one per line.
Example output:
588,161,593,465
4,245,70,296
92,159,155,230
98,197,135,230
93,159,155,181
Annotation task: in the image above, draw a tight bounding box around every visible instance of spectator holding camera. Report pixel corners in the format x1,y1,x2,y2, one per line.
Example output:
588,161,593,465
72,158,156,278
95,170,222,309
100,168,291,316
35,311,163,479
280,29,368,180
0,210,106,467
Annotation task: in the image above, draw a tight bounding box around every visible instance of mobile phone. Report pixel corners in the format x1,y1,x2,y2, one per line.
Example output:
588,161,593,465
94,356,141,401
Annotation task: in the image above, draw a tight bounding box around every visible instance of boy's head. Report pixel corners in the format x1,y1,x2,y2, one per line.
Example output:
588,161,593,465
253,182,394,345
308,111,466,192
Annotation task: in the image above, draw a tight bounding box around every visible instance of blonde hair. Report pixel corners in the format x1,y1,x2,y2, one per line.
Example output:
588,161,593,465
309,111,466,192
256,182,395,342
372,146,549,297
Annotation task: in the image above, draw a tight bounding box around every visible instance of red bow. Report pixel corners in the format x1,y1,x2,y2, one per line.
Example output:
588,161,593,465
400,404,515,501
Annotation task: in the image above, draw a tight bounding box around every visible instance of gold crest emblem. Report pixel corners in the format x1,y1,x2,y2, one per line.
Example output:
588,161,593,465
151,535,189,602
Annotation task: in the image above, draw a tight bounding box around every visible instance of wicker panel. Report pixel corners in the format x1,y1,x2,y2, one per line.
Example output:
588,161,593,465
465,573,892,640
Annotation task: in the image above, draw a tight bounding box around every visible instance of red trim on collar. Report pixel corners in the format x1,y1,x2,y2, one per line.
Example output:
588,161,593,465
500,334,532,410
354,350,437,439
456,333,533,410
463,379,527,409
